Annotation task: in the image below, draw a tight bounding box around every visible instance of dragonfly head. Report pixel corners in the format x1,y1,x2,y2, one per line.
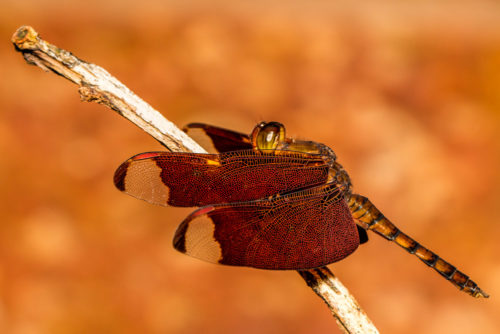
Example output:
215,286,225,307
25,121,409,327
251,121,286,152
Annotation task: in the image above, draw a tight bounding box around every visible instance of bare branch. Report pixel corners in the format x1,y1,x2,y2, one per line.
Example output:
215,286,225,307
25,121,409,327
12,25,379,334
299,268,378,334
11,25,204,153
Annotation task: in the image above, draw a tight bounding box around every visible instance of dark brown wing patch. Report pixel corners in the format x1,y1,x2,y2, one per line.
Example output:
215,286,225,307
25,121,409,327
114,150,329,207
174,183,359,270
184,123,252,153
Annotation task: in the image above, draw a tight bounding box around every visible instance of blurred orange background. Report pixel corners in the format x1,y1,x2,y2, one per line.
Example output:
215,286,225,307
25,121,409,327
1,1,499,333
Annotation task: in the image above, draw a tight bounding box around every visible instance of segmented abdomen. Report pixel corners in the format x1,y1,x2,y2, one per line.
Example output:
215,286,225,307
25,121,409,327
347,194,488,298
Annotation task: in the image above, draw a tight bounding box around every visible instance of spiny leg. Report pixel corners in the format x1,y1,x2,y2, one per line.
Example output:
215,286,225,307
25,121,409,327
347,194,489,298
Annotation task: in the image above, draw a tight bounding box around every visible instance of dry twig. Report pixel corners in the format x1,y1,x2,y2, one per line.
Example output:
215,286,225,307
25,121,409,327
12,25,379,334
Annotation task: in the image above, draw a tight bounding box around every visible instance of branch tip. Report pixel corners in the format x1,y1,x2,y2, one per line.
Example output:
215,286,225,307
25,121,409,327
12,26,39,51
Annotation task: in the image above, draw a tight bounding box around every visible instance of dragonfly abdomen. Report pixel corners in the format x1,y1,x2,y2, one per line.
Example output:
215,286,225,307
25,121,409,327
347,194,488,298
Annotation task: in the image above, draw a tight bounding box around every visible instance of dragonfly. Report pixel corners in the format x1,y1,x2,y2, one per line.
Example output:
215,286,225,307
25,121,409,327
114,121,488,298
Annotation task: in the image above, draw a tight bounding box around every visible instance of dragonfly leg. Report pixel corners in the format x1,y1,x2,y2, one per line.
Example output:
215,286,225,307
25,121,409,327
347,193,489,298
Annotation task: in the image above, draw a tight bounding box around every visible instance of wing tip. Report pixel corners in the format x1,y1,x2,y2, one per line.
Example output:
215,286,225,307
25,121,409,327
114,152,165,192
113,161,129,191
173,220,188,253
173,206,219,259
183,123,206,131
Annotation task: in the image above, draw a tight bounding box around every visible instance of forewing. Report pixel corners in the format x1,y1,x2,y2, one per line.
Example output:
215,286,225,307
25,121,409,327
114,150,329,207
184,123,252,153
173,183,360,270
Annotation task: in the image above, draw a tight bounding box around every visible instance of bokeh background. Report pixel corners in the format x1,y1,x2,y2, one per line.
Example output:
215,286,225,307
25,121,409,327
1,1,499,333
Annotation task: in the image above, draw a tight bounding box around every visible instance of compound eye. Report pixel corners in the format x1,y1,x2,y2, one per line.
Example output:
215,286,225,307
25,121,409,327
252,122,285,151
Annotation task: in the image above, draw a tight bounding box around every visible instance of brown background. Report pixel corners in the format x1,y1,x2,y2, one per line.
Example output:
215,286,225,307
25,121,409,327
1,1,499,333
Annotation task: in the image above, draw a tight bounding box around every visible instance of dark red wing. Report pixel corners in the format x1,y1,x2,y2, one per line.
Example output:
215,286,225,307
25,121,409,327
183,123,252,153
173,182,360,270
114,150,329,207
